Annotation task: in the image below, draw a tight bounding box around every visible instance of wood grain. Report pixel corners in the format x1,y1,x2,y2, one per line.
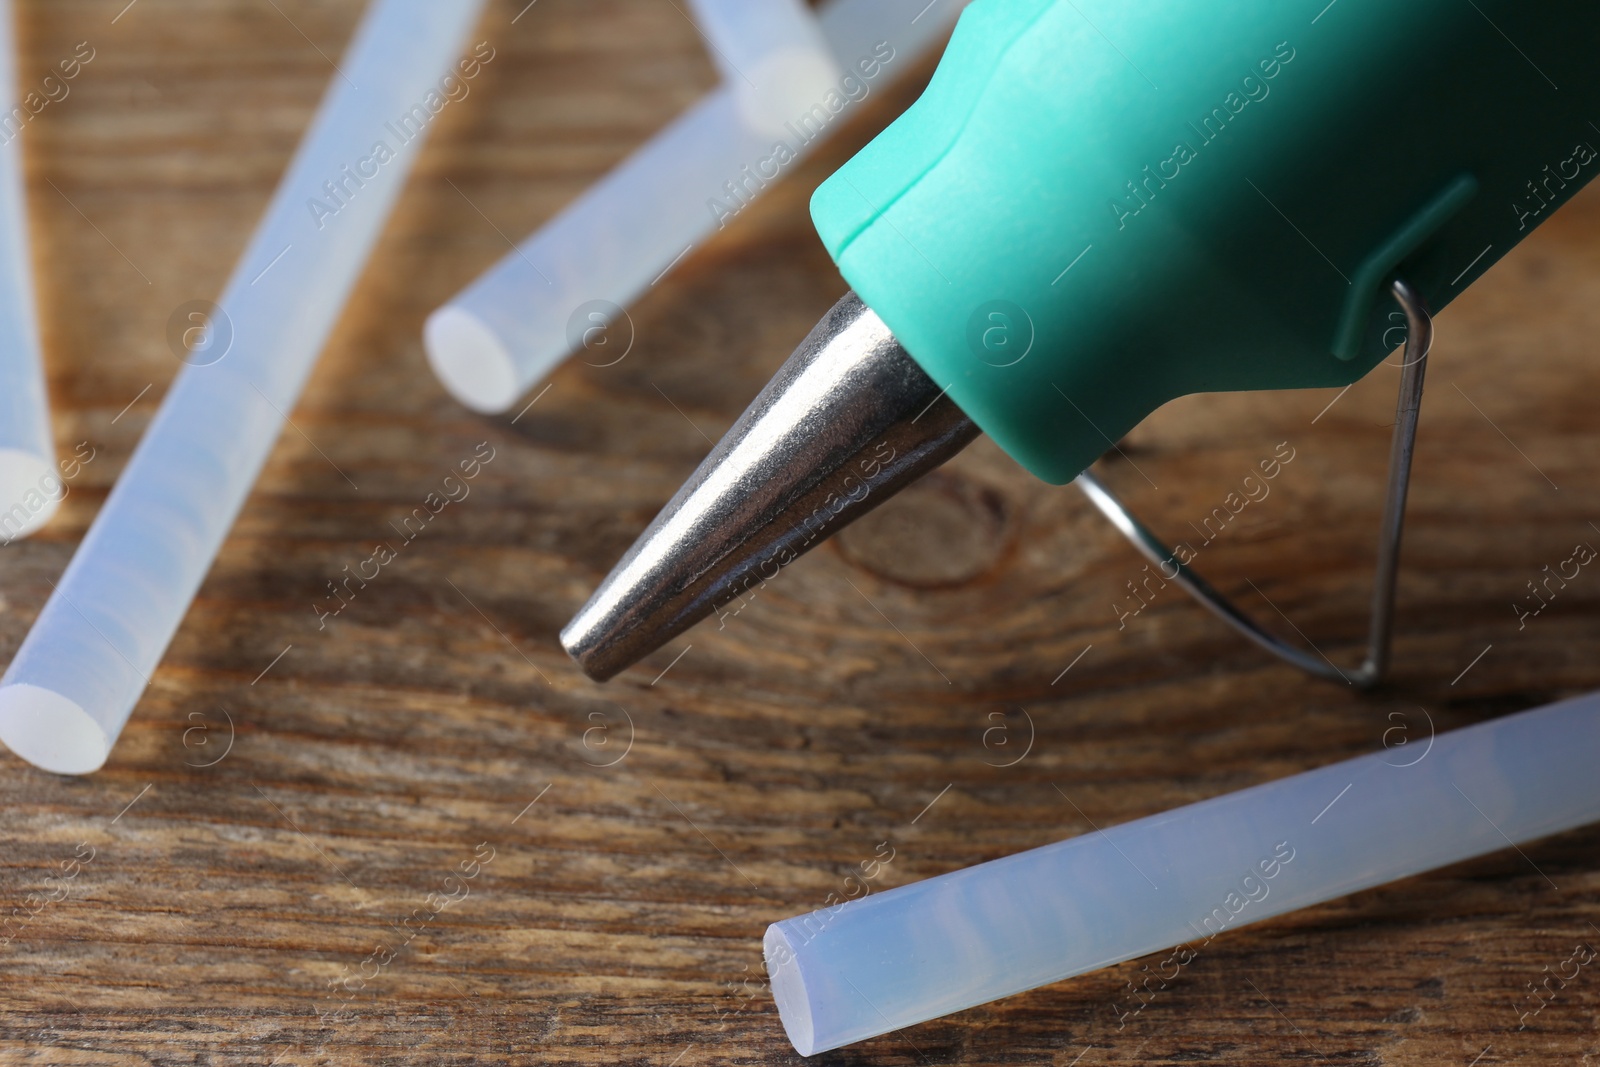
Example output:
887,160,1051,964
2,1,1598,1064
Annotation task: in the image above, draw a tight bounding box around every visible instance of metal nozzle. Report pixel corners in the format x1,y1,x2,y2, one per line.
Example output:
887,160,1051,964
560,291,980,681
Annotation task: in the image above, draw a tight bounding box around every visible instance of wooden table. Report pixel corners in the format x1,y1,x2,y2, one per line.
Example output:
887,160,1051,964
3,1,1597,1063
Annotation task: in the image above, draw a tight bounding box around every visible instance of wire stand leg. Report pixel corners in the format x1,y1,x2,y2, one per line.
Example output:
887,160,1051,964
1075,276,1433,688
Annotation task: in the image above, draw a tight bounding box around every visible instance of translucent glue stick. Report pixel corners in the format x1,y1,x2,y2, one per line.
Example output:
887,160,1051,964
767,691,1600,1055
0,0,488,774
0,0,58,543
424,0,966,414
685,0,841,136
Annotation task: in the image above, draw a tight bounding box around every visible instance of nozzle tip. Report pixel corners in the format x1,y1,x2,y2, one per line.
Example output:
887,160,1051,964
558,293,977,682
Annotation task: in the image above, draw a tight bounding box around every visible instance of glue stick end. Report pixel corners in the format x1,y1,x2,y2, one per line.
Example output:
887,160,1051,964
425,304,521,414
0,683,108,775
0,448,62,542
765,922,819,1057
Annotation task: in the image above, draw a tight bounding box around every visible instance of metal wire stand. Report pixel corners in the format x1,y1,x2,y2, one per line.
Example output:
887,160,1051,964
1075,277,1432,688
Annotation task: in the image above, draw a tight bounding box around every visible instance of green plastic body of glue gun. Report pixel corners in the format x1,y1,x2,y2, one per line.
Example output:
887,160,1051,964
811,0,1600,484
